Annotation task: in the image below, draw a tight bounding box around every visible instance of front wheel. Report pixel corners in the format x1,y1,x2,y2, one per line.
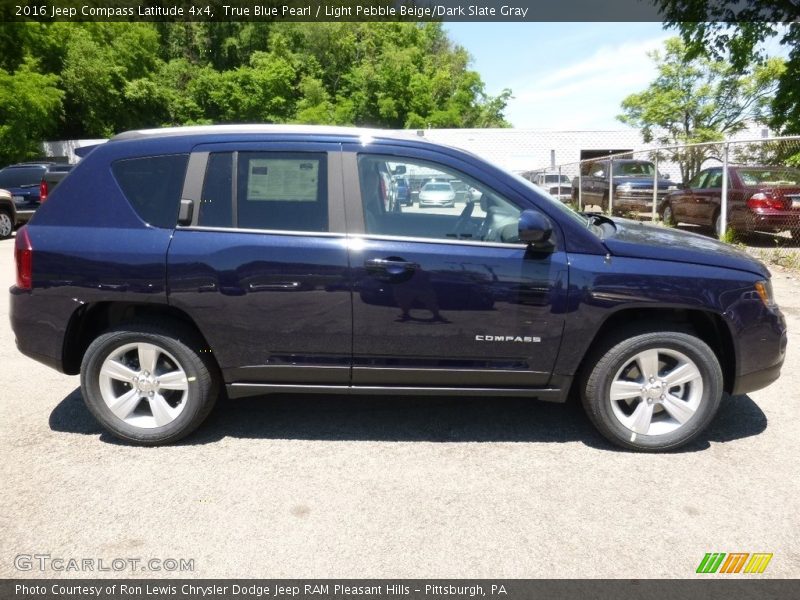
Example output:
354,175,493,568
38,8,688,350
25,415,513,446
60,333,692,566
581,329,723,451
661,203,676,226
80,323,219,445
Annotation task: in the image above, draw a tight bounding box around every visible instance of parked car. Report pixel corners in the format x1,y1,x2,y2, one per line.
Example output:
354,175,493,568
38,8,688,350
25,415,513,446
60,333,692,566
0,188,13,238
10,125,786,451
0,162,56,228
572,159,677,214
418,181,456,208
524,171,572,203
660,165,800,239
40,164,74,202
394,177,411,206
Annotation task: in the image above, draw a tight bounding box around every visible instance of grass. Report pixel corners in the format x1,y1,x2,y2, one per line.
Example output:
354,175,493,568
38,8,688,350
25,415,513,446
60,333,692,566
750,243,800,271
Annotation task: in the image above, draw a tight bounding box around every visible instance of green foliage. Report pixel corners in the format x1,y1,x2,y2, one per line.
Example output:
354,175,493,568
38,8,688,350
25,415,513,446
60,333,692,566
618,37,784,182
656,2,800,135
0,21,510,163
0,59,63,164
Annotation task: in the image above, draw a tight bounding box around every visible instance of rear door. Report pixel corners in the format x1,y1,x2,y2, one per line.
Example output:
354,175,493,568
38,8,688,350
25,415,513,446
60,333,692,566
342,145,568,389
167,142,352,386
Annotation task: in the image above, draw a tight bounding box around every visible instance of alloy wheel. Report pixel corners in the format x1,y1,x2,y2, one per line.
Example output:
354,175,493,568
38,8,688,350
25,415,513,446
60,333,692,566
608,348,703,436
0,212,12,238
98,342,189,428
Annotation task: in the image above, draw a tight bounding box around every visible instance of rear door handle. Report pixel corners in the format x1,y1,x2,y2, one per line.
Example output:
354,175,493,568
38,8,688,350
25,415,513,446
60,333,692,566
365,258,418,275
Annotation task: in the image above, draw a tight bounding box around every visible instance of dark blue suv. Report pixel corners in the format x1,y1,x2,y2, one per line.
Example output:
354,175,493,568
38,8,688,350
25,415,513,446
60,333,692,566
9,126,787,450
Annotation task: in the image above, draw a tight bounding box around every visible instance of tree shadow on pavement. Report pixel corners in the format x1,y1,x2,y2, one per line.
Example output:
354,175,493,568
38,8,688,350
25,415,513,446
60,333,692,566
49,387,766,452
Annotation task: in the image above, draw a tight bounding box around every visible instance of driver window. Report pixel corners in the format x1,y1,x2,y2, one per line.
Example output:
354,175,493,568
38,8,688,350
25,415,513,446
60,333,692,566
357,155,522,244
688,170,708,189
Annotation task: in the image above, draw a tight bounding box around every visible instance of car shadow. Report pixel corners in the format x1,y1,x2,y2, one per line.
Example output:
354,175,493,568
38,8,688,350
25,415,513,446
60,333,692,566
49,388,767,452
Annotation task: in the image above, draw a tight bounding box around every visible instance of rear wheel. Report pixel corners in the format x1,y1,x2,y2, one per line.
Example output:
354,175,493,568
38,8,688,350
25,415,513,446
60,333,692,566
791,228,799,243
0,210,12,239
80,323,218,445
581,329,723,451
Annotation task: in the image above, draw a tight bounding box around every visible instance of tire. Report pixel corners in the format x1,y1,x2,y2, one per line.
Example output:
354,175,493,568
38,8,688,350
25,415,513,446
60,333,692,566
0,209,12,239
80,323,219,445
714,212,724,237
662,203,676,226
580,328,723,452
792,229,800,243
601,192,609,213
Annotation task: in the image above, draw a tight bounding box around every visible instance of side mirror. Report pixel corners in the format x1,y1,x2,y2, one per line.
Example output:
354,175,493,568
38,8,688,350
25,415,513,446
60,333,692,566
392,165,407,175
662,173,671,180
518,209,552,246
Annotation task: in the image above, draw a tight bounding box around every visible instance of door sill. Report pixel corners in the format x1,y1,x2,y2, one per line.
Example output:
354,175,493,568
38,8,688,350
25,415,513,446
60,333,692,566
226,383,567,402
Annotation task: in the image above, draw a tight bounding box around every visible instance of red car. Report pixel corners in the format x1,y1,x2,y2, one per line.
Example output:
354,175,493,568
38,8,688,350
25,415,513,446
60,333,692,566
660,165,800,240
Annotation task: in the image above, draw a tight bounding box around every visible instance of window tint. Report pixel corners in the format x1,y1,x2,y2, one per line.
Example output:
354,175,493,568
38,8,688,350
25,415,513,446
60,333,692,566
0,166,46,188
704,170,723,188
358,155,522,244
112,154,189,228
688,171,708,189
198,152,233,228
236,152,327,232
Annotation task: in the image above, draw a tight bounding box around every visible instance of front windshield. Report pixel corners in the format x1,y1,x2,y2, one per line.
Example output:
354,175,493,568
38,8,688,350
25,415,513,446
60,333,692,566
511,171,590,229
543,174,570,184
615,161,656,176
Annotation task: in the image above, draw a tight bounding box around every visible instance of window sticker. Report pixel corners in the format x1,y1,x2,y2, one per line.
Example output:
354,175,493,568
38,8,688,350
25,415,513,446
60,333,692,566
246,159,319,202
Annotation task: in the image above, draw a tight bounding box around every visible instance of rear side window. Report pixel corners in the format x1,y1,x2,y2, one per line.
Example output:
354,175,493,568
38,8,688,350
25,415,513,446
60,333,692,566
112,154,189,228
236,152,328,232
198,152,233,228
0,166,46,188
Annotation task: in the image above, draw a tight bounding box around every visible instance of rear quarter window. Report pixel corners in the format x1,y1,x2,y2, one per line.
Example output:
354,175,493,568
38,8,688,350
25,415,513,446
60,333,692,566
111,154,189,228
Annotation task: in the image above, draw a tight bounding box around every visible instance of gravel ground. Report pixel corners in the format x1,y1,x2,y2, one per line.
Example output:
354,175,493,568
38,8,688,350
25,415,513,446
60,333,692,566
0,235,798,579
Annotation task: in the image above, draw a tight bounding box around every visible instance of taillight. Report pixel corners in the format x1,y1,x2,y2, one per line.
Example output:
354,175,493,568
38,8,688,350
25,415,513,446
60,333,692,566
747,192,785,210
15,226,33,290
39,178,48,202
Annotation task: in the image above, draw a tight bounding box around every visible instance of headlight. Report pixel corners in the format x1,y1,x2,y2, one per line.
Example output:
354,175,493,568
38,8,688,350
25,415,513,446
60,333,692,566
616,183,633,192
667,185,678,191
755,280,776,306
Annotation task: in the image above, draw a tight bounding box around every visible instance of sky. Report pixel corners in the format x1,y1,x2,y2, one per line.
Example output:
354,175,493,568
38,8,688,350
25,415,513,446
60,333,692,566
444,22,787,131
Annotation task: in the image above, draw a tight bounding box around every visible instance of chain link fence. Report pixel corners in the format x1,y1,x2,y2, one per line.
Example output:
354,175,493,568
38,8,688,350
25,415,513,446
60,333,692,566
527,136,800,247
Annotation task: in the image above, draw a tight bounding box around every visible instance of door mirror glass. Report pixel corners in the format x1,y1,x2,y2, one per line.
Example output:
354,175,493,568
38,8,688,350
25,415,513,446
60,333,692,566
518,209,552,246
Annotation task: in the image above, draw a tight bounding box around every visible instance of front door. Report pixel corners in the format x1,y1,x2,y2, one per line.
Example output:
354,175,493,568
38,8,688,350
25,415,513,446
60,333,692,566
343,147,567,388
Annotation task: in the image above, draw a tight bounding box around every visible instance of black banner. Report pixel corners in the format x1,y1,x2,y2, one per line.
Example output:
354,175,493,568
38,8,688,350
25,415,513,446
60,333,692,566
2,580,800,600
1,0,799,23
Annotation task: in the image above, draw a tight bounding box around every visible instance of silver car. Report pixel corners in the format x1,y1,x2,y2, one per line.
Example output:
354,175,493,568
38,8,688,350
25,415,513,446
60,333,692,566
418,181,456,208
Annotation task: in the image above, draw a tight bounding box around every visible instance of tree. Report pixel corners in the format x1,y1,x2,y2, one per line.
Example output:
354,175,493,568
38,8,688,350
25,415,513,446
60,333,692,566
655,1,800,134
0,21,511,162
618,37,783,182
0,59,63,164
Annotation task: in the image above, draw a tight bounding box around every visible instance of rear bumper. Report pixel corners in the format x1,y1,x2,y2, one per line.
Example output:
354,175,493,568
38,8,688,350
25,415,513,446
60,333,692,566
9,286,68,373
14,209,35,224
741,210,800,232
